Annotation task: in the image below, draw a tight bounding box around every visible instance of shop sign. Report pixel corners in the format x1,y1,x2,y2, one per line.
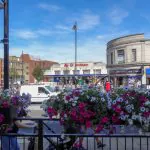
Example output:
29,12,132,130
76,64,88,67
110,69,142,75
146,68,150,75
64,63,88,67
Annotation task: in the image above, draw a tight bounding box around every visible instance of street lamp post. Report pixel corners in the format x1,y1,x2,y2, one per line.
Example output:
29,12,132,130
21,50,24,84
72,22,77,88
0,0,9,89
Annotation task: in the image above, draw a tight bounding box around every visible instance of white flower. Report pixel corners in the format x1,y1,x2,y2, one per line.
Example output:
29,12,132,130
140,107,146,112
119,98,124,102
131,104,134,109
120,115,126,120
64,114,67,118
74,97,78,101
113,100,116,105
128,119,133,125
91,97,96,101
127,109,132,113
64,100,68,104
70,98,74,101
74,100,78,103
132,115,137,120
72,103,76,107
101,98,105,102
145,101,150,105
126,105,131,109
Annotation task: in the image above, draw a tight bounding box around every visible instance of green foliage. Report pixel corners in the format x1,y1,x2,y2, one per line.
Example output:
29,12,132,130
32,65,44,82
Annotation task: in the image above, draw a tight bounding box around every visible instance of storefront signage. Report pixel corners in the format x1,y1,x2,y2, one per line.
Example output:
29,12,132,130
64,63,88,67
110,69,142,75
146,68,150,75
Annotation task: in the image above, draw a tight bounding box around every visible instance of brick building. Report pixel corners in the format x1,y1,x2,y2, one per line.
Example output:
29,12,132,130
20,54,58,83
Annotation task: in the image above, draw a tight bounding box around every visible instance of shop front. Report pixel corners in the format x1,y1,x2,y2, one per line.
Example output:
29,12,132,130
146,68,150,85
109,68,142,87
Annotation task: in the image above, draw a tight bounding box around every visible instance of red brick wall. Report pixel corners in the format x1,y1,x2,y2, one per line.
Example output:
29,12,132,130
20,54,58,83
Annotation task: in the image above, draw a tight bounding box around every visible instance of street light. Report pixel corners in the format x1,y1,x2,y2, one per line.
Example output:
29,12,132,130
72,21,77,87
0,0,9,89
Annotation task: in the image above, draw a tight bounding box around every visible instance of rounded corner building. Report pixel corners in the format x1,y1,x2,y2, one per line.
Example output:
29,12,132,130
106,33,150,88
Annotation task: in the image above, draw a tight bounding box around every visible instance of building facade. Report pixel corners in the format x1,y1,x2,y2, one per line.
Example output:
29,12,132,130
106,33,150,88
0,56,29,86
44,62,107,84
21,54,58,83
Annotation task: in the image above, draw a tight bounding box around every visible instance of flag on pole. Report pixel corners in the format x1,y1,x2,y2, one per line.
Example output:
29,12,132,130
72,22,77,30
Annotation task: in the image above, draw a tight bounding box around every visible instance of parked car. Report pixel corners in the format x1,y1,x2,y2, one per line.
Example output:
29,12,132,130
20,84,58,103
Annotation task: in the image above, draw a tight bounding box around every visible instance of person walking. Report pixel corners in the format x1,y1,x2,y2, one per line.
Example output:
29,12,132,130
105,80,111,93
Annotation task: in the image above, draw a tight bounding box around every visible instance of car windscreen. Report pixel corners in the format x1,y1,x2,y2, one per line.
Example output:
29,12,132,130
45,86,54,92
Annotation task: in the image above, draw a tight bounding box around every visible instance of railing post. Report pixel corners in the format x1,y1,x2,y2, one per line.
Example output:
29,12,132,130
38,120,43,150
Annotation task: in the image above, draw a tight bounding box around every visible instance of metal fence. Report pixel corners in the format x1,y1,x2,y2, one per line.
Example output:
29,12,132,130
0,118,150,150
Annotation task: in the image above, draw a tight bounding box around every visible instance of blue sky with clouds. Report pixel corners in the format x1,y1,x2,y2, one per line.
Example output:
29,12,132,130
0,0,150,63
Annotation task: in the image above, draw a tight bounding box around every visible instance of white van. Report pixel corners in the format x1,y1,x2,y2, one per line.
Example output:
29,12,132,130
20,84,58,103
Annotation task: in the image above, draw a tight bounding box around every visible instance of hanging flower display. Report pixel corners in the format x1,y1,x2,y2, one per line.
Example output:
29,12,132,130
41,86,150,133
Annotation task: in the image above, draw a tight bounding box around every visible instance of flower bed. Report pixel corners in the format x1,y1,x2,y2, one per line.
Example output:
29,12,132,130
41,87,150,134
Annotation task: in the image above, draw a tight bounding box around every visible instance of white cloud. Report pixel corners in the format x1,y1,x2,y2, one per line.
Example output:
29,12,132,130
38,3,61,12
78,12,100,30
141,14,150,22
12,29,38,40
68,11,100,30
109,7,129,25
12,27,71,40
9,39,106,63
97,35,105,39
55,25,71,31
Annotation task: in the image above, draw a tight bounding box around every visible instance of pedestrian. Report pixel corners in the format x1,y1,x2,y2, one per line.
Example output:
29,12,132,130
105,80,111,93
1,106,37,150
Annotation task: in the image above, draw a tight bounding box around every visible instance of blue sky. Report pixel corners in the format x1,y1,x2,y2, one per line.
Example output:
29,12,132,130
0,0,150,63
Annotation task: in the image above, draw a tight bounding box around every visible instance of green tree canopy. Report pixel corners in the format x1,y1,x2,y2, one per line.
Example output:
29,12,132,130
32,65,44,82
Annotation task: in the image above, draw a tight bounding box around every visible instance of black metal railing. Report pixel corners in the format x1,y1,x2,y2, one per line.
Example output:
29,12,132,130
0,118,150,150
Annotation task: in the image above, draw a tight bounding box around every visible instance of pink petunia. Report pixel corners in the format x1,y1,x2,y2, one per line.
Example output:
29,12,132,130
65,95,71,101
79,102,86,110
2,101,9,108
95,125,104,133
0,114,5,123
101,117,109,124
86,120,91,128
115,107,122,113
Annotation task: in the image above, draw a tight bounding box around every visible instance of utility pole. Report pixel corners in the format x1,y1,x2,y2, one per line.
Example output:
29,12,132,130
22,50,24,84
72,22,77,88
2,0,9,89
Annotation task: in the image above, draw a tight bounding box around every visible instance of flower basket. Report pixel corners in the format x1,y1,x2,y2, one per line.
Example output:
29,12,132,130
41,87,150,135
0,106,17,124
0,106,17,134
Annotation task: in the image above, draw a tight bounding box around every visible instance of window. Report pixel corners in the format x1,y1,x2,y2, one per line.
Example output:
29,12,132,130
111,52,113,64
83,70,90,74
117,50,125,64
55,70,60,75
63,70,70,75
132,49,136,62
73,70,80,74
94,69,101,74
38,87,49,94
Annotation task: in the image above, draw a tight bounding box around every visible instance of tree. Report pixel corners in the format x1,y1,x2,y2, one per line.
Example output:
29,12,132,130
32,65,44,82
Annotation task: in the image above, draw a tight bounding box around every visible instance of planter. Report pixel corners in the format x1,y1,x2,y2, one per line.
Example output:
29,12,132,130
0,106,17,124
